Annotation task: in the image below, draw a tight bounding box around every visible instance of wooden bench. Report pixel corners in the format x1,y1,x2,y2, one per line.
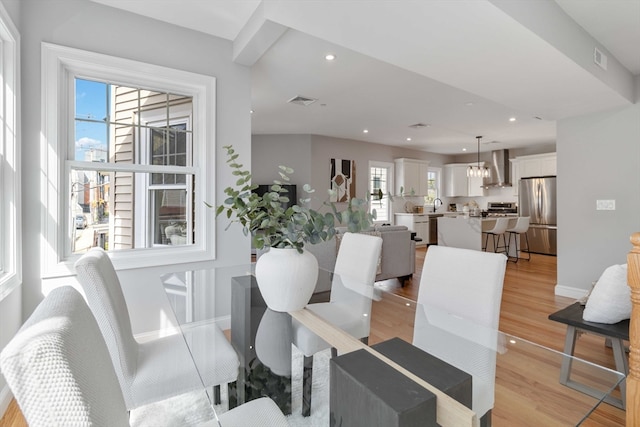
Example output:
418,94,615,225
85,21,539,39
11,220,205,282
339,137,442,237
548,302,629,409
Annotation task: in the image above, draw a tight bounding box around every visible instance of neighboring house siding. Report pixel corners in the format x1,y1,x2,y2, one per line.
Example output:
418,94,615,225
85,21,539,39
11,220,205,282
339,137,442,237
110,85,192,250
111,86,135,250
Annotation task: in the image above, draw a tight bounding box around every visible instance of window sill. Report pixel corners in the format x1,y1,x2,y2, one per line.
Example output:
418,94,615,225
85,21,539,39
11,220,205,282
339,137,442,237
42,246,214,279
0,271,21,302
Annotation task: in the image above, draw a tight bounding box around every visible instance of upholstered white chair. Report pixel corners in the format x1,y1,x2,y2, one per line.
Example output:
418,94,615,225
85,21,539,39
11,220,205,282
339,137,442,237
505,216,531,262
74,247,239,409
291,232,383,416
482,217,509,254
0,286,288,427
413,245,507,426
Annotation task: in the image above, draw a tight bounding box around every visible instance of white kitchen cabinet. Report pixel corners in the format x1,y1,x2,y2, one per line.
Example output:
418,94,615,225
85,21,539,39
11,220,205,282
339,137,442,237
444,164,486,197
395,213,428,246
394,158,429,196
511,153,556,196
444,164,467,197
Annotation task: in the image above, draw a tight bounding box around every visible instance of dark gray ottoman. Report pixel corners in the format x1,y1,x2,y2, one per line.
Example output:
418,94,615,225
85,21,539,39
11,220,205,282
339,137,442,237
373,337,472,409
330,348,438,427
330,337,472,427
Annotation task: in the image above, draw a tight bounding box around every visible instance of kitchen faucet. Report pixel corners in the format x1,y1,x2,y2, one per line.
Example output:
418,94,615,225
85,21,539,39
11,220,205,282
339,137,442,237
433,198,443,213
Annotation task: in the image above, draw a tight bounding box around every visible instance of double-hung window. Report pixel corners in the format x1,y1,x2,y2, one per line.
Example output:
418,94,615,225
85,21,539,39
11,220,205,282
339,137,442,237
0,4,19,298
425,167,441,206
369,161,393,223
42,43,216,276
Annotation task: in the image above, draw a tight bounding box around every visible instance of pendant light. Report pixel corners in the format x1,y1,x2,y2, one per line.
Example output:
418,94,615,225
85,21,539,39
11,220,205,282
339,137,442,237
467,136,491,178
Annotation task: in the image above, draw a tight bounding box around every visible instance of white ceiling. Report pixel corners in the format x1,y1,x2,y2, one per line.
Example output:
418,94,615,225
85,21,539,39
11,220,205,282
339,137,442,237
90,0,640,155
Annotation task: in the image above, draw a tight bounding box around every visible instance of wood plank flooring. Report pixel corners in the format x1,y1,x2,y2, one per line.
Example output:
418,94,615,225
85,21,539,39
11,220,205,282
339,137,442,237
1,247,626,426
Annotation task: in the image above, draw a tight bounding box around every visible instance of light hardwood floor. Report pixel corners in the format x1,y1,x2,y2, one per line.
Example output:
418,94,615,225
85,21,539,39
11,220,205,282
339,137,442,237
0,247,625,426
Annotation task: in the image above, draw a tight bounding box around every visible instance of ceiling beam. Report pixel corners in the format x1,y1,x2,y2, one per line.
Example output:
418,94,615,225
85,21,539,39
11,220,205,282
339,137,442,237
233,2,288,66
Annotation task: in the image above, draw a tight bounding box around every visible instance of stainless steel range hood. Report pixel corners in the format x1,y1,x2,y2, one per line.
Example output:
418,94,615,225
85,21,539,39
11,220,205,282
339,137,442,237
484,149,512,188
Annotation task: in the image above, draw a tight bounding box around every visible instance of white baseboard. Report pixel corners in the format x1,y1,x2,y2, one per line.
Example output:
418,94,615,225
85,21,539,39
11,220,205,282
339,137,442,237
0,385,12,419
555,284,589,299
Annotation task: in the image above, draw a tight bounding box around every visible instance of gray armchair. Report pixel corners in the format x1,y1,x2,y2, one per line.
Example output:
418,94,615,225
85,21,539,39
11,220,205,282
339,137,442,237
304,224,416,284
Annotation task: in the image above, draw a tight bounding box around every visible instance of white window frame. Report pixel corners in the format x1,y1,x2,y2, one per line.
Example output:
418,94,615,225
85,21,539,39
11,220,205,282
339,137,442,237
0,4,20,300
135,107,193,248
369,161,394,223
425,166,442,207
41,43,216,277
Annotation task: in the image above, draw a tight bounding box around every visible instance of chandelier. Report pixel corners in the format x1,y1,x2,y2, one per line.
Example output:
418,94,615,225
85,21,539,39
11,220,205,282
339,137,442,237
467,136,491,178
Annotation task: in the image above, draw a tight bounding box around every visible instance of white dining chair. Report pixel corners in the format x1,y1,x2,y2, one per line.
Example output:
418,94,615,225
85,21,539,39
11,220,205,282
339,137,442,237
482,217,509,254
291,232,383,416
413,245,507,426
74,247,239,409
0,286,288,427
506,216,531,262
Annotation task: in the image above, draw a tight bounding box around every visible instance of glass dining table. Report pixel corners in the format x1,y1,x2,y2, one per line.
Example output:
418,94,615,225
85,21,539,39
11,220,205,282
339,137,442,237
157,264,625,427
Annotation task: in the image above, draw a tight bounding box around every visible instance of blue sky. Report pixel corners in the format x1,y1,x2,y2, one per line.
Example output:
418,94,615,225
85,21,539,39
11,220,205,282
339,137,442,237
75,79,108,160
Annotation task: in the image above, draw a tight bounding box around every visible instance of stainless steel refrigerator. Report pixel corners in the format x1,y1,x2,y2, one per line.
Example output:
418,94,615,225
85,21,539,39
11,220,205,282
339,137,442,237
518,176,557,255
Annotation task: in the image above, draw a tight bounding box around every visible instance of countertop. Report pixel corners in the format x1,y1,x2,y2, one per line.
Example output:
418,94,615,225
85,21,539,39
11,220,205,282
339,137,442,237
395,212,454,216
439,216,521,223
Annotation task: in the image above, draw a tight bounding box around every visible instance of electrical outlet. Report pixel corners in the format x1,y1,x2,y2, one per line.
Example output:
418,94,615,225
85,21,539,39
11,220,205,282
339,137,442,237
596,199,615,210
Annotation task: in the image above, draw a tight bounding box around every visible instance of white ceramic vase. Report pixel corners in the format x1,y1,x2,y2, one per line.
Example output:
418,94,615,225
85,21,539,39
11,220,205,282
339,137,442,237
255,309,292,376
255,247,319,312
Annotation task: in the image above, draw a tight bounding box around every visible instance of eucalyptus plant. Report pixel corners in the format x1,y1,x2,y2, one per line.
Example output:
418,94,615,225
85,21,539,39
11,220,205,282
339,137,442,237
213,145,375,253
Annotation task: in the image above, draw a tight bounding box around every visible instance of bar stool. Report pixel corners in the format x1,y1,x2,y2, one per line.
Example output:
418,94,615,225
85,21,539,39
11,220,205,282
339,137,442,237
482,217,509,254
506,216,531,262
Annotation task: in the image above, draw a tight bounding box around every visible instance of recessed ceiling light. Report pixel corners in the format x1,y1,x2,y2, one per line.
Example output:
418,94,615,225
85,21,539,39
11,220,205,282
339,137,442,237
325,53,336,61
363,129,369,133
465,102,474,107
509,117,516,122
462,148,467,152
250,109,254,114
406,137,412,141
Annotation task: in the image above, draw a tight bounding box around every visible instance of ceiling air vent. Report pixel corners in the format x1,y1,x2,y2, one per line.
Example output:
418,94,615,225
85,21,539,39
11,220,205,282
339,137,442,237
288,95,317,106
408,123,430,129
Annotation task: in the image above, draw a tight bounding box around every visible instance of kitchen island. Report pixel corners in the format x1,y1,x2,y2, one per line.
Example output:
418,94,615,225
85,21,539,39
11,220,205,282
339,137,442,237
395,212,446,246
437,216,520,256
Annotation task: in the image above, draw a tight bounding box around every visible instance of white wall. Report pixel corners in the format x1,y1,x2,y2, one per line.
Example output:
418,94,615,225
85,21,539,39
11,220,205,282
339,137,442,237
18,0,251,326
252,133,455,212
556,101,640,297
251,134,313,197
0,0,20,413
